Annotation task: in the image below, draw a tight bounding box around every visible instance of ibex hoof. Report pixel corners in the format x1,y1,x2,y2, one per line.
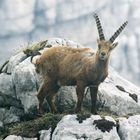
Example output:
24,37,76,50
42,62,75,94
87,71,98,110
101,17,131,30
91,110,98,115
37,109,44,116
75,108,81,114
51,110,58,114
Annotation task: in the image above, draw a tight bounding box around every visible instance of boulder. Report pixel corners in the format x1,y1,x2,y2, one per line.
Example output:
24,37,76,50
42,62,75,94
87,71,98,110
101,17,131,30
0,121,3,128
39,129,51,140
0,92,22,109
4,135,37,140
45,38,80,48
0,73,14,97
12,58,39,113
96,68,140,116
55,86,77,113
52,115,120,140
0,107,23,125
118,115,140,140
7,52,27,74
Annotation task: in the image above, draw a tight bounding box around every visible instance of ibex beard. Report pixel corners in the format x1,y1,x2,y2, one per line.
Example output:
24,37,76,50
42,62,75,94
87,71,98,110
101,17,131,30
31,13,128,114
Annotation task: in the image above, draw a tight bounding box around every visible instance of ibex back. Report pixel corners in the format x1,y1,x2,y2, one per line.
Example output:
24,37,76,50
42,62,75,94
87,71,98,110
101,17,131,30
32,13,128,114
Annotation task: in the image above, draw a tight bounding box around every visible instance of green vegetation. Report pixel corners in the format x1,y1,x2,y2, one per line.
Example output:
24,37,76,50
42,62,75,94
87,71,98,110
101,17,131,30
0,113,63,139
23,40,48,56
0,110,121,139
76,112,91,123
98,110,119,119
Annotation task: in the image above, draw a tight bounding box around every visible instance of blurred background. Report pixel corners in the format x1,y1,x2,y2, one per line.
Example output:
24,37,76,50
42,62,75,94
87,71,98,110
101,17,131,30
0,0,140,86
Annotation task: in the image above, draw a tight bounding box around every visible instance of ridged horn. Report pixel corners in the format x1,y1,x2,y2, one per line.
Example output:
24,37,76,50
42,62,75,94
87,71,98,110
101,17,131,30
93,13,105,40
109,21,128,43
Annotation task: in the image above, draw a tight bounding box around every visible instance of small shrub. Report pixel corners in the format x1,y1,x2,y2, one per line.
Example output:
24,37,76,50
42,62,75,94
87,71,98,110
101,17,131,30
76,113,91,123
93,118,116,132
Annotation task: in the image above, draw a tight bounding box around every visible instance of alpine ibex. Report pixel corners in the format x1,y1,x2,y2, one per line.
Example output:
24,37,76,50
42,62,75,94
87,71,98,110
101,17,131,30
32,13,128,114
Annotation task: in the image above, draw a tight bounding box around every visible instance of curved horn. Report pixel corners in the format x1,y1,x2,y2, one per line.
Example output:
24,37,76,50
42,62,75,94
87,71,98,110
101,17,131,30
109,21,128,43
93,13,105,40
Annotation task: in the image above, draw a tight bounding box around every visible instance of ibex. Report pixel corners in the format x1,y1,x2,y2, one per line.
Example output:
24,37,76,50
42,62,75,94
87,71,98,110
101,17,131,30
32,13,128,114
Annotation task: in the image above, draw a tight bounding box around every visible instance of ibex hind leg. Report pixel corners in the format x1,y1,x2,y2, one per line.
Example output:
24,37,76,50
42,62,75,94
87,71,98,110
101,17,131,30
90,86,98,114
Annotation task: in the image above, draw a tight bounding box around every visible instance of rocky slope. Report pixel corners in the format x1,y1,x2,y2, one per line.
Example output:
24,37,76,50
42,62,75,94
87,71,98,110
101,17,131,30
3,114,140,140
0,0,140,85
0,38,140,140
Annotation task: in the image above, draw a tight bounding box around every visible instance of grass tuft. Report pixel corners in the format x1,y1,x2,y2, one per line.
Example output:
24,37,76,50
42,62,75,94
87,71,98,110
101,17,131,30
76,112,91,123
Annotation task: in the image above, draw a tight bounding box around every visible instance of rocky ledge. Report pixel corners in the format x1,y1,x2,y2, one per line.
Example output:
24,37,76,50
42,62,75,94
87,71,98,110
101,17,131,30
3,114,140,140
0,38,140,140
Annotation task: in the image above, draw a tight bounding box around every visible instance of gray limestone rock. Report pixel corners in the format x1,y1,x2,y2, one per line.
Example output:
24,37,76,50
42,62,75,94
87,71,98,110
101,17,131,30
12,58,39,113
4,135,37,140
97,68,140,116
52,115,120,140
7,52,27,74
39,129,51,140
0,107,23,125
118,115,140,140
0,73,14,97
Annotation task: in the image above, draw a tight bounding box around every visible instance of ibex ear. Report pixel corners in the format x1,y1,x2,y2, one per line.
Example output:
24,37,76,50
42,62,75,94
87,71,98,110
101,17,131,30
111,42,118,50
31,52,41,64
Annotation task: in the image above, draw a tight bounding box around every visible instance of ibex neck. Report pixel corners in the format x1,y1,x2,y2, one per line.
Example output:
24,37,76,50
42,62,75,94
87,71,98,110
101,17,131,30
95,56,109,78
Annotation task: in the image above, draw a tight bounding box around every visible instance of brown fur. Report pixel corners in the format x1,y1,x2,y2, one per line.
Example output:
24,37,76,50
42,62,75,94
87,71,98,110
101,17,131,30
31,13,127,114
33,40,118,114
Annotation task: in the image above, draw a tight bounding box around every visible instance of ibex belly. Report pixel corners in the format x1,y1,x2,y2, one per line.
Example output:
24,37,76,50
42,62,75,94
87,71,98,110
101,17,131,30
57,78,76,86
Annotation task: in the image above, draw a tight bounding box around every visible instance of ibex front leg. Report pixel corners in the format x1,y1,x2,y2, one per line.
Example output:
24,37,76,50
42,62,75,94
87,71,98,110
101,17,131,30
90,86,98,114
75,82,86,113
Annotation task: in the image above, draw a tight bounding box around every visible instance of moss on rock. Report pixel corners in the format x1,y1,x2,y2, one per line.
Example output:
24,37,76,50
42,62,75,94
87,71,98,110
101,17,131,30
0,113,63,139
76,113,91,123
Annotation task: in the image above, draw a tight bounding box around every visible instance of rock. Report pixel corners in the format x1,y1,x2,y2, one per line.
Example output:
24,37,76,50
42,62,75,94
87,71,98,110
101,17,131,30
7,52,27,74
4,135,37,140
95,68,140,116
0,121,3,138
12,58,39,113
0,107,23,125
0,121,3,128
0,92,22,108
45,38,81,48
39,129,51,140
118,115,140,140
55,86,77,113
0,73,14,97
52,115,120,140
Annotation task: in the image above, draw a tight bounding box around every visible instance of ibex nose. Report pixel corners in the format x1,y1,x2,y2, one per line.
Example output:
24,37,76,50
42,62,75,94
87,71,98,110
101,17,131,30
101,52,106,56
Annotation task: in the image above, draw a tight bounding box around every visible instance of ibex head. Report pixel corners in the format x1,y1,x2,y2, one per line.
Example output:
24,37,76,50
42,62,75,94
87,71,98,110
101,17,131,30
93,13,128,61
